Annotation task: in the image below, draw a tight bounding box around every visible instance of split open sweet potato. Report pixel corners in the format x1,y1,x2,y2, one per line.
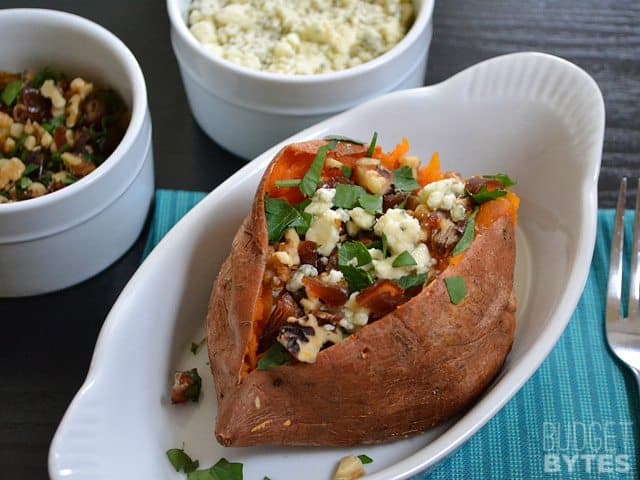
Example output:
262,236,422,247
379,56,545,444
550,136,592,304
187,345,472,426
206,138,518,446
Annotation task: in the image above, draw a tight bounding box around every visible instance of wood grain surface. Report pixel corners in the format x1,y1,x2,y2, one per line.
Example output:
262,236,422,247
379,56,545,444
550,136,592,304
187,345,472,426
0,1,638,478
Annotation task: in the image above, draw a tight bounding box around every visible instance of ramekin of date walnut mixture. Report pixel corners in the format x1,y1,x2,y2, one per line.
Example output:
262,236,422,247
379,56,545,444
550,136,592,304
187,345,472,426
0,68,129,203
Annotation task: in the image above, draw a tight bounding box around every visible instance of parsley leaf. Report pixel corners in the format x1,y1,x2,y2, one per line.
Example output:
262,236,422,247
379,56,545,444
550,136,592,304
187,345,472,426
483,173,516,188
167,448,199,473
1,80,23,106
392,251,417,268
452,209,478,256
41,115,65,134
299,140,337,197
338,241,372,267
323,134,364,145
190,338,206,355
395,273,426,290
339,265,374,292
358,454,374,465
23,163,39,176
381,233,389,257
183,369,202,402
341,165,352,178
257,343,291,370
187,458,244,480
469,185,507,204
366,131,378,157
32,67,64,89
265,196,307,243
444,277,466,304
275,179,301,188
210,458,243,480
358,192,383,215
393,166,420,192
18,176,32,190
334,184,365,209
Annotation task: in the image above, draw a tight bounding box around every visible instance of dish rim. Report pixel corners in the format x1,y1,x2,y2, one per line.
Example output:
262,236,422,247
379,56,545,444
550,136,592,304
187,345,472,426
0,8,147,214
49,51,604,480
166,0,434,84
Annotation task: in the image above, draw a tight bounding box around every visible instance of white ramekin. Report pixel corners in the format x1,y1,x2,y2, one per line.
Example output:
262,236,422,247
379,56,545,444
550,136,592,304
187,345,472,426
167,0,434,159
0,9,154,297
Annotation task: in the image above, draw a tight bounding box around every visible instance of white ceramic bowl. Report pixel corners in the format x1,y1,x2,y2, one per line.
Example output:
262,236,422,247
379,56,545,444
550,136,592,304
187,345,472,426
50,52,604,479
167,0,434,159
0,9,154,297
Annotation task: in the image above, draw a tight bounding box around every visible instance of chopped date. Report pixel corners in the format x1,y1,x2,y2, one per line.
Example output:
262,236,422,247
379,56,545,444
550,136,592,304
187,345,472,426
465,177,503,195
17,87,52,123
170,368,202,404
321,175,354,188
302,277,348,307
383,191,410,211
356,280,405,319
259,292,302,352
298,240,319,268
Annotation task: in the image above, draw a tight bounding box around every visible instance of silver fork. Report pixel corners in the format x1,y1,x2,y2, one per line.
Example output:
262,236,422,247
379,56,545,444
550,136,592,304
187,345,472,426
607,177,640,395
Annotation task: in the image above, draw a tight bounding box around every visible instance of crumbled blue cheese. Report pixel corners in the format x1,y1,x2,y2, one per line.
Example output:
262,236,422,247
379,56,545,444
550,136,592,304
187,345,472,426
304,188,335,215
373,208,424,255
346,207,376,236
320,269,344,285
418,178,467,221
339,292,370,332
304,189,349,256
286,264,318,292
188,0,415,74
371,243,434,280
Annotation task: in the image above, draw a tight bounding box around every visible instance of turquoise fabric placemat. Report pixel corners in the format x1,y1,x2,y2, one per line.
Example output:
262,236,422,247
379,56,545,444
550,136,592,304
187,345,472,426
144,190,638,479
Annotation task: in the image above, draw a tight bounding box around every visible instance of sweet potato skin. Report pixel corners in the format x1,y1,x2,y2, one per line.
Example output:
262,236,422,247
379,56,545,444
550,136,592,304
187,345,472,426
206,141,516,447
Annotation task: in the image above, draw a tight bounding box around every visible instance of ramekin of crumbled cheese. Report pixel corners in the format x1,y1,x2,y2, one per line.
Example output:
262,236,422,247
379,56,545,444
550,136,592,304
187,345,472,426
167,0,434,158
0,9,153,297
187,0,415,75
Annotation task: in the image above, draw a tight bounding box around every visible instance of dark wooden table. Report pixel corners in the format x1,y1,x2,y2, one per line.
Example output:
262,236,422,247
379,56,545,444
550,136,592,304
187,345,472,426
0,1,638,478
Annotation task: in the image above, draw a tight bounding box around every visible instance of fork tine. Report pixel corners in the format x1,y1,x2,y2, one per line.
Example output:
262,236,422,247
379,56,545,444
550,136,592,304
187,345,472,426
628,179,640,321
607,178,626,324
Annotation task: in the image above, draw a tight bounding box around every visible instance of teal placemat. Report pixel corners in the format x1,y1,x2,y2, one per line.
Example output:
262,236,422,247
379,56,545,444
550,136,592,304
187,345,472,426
144,190,639,479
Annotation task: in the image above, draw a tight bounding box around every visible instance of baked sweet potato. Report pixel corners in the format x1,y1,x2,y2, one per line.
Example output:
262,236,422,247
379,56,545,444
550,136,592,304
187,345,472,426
206,137,518,447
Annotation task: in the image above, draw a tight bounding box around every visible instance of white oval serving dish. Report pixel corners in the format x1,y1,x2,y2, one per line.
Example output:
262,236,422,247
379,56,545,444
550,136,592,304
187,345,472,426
49,52,604,479
0,9,154,297
167,0,434,159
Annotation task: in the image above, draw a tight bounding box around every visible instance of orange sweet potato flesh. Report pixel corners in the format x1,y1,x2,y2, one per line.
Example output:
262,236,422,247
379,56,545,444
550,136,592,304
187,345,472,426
206,141,516,447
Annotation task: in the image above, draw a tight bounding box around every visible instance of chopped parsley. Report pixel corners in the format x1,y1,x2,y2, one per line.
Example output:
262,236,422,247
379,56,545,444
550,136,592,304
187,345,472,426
332,183,382,214
1,80,23,106
166,448,200,473
264,196,308,243
338,241,372,267
444,277,466,304
393,166,420,192
469,185,507,204
339,265,374,292
23,163,39,176
299,140,337,197
358,454,374,464
334,184,366,209
358,192,383,214
366,131,378,157
190,338,206,355
257,343,291,370
451,209,478,256
274,179,302,188
483,173,516,188
392,251,417,268
395,273,426,290
186,458,244,480
341,165,353,178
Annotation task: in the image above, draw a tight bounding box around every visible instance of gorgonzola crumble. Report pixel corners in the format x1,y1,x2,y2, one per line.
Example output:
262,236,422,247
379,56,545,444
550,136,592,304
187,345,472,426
188,0,415,74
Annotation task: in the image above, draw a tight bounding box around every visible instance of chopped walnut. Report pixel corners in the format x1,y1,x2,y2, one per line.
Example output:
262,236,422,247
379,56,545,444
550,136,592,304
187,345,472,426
333,456,365,480
354,157,392,195
0,157,25,190
40,79,66,116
